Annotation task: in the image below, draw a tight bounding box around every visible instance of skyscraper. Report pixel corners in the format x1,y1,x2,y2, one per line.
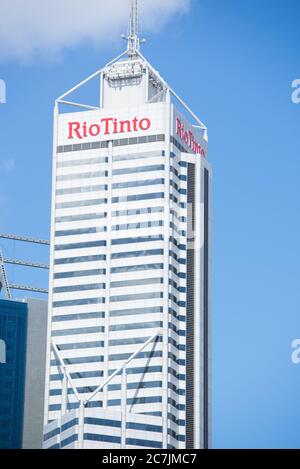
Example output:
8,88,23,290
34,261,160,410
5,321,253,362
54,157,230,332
0,298,48,449
43,0,211,450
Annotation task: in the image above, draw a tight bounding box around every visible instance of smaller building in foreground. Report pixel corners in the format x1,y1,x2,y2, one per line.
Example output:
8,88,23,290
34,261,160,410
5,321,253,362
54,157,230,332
0,298,47,449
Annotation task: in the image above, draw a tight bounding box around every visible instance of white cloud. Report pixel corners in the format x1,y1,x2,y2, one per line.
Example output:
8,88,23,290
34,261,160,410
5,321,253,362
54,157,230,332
0,0,190,61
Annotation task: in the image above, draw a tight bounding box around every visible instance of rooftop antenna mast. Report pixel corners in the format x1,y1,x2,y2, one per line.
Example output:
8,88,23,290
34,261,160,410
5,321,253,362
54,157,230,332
125,0,145,57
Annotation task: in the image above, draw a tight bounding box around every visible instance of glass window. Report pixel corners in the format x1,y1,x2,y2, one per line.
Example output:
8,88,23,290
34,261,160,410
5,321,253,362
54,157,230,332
109,321,163,331
112,220,163,231
112,179,164,189
61,418,79,432
110,277,163,289
127,421,162,433
109,350,162,362
110,306,163,318
53,312,105,322
51,356,103,365
112,164,164,176
55,213,106,223
84,417,121,428
108,365,162,376
112,206,163,217
52,298,105,308
111,249,163,260
84,433,120,444
53,283,105,294
113,151,163,162
57,157,107,168
112,193,164,203
108,381,162,392
54,255,106,265
56,340,104,350
54,268,105,279
55,240,106,251
111,235,163,246
110,292,163,303
61,434,78,448
56,171,107,182
51,326,104,336
50,370,103,381
109,396,162,406
56,184,107,196
111,263,163,274
56,198,107,209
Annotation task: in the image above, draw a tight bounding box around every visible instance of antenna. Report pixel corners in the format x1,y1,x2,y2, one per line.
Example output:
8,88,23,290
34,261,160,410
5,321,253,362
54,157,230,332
122,0,146,58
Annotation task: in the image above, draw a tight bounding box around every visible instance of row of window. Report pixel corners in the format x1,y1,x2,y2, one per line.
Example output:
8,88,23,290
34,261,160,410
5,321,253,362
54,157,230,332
112,220,163,232
50,365,162,383
112,164,164,176
55,227,105,237
112,192,164,203
111,263,163,274
54,236,189,253
51,325,105,336
54,254,106,265
49,381,163,397
52,306,163,322
109,336,162,347
55,240,106,251
84,418,162,434
56,134,165,154
54,268,105,279
56,170,107,182
51,355,104,366
52,286,185,308
112,206,163,217
109,292,163,303
113,150,164,162
56,340,104,349
110,306,163,318
50,370,103,381
112,178,164,189
54,236,165,252
56,157,107,169
111,235,163,245
53,298,105,309
53,282,105,294
109,320,163,332
56,184,107,196
55,212,106,223
110,277,163,289
56,198,107,209
111,248,163,259
53,312,105,323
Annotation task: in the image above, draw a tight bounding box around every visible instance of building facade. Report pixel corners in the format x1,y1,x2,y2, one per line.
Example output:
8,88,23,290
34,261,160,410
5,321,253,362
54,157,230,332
43,8,211,449
0,298,47,449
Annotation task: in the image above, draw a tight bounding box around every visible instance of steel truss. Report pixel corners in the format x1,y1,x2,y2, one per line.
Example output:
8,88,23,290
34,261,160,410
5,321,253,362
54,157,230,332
52,330,162,449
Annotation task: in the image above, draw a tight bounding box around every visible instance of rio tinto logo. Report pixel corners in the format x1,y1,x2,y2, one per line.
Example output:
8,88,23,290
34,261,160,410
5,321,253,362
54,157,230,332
68,116,151,140
176,118,205,157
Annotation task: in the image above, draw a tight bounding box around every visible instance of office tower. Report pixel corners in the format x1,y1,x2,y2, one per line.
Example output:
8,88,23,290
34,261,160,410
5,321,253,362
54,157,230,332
0,298,48,448
43,0,211,449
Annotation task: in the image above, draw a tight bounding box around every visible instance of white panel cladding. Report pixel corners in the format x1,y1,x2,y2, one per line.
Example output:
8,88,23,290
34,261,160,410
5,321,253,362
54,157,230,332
44,65,209,448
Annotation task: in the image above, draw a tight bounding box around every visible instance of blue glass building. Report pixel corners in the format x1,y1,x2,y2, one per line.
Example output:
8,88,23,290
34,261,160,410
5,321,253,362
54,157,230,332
0,299,28,449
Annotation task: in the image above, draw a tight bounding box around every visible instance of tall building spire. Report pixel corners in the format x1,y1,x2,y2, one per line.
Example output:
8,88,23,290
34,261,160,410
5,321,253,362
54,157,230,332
128,0,141,57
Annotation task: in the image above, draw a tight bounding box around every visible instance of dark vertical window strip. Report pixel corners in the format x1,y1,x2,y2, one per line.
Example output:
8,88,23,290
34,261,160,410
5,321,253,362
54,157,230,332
203,168,210,449
186,163,195,449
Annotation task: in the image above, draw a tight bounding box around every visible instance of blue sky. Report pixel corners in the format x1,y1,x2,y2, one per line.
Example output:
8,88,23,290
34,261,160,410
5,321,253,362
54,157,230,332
0,0,300,448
